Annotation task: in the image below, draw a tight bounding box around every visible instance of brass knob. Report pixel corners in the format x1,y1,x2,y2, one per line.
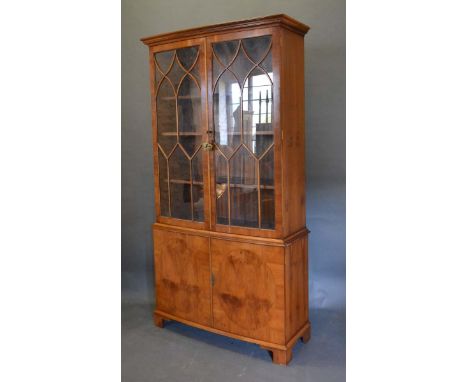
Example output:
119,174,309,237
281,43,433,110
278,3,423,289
202,142,213,151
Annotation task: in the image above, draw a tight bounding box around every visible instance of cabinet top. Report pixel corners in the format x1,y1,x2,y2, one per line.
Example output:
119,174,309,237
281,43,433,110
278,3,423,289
140,14,310,47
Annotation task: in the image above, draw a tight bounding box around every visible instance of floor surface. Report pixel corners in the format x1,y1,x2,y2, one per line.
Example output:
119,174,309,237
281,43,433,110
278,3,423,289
122,303,345,382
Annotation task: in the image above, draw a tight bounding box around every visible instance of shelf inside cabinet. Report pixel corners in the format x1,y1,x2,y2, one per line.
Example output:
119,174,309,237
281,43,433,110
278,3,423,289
159,95,201,101
165,179,203,186
218,182,274,190
216,217,261,228
217,131,274,136
165,179,274,190
160,132,203,136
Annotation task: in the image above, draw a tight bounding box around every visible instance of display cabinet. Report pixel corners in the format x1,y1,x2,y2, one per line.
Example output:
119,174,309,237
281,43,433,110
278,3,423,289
141,14,310,365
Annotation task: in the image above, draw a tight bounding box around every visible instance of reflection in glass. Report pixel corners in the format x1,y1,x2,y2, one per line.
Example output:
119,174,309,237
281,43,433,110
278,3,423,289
242,67,273,156
229,146,258,228
213,69,241,156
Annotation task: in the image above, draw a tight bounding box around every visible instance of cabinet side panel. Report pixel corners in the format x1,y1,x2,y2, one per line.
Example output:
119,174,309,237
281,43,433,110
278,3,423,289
285,235,309,340
154,228,212,326
280,30,306,236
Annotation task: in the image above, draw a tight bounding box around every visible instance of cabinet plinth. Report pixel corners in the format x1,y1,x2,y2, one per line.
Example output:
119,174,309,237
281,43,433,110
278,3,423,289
142,14,310,365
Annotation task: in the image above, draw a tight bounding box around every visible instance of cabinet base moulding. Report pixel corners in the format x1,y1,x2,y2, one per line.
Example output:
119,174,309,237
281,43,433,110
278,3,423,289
154,310,311,365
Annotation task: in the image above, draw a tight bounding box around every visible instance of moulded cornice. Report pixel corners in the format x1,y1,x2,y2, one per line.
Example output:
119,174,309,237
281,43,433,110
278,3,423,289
141,14,310,46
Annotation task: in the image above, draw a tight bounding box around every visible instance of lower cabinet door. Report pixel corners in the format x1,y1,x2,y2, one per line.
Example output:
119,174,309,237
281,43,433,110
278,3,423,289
211,239,285,344
154,229,211,326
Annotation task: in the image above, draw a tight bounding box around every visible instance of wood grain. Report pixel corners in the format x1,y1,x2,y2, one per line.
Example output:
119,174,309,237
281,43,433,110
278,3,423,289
280,28,307,236
285,234,310,341
154,229,212,326
211,238,285,344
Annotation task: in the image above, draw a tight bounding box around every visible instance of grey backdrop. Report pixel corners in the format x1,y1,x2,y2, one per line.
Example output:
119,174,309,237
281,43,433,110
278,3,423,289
122,0,345,312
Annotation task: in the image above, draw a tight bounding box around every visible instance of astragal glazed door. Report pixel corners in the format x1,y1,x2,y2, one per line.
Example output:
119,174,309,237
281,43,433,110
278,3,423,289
207,29,281,237
151,39,210,229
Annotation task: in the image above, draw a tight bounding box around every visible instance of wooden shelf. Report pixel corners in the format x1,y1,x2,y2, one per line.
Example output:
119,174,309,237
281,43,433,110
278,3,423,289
160,132,203,136
159,131,273,137
165,179,203,185
218,131,274,136
229,183,274,190
165,179,274,190
159,95,201,101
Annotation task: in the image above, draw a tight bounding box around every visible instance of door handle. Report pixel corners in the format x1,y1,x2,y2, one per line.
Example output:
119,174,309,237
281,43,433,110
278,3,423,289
202,142,214,151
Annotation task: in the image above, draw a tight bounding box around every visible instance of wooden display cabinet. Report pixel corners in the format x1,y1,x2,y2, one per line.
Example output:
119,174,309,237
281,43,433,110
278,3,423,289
141,14,310,365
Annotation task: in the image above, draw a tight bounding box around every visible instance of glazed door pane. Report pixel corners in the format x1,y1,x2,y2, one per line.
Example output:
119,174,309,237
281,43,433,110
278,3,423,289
154,45,205,221
212,35,275,229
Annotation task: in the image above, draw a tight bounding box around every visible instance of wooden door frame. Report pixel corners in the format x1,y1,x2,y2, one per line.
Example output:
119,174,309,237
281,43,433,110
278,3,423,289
149,38,210,230
205,27,283,239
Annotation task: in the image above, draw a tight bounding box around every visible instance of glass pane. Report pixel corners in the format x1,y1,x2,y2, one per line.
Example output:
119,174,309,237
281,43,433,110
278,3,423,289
168,146,191,220
154,50,174,83
212,35,274,229
177,46,198,70
243,35,271,63
167,58,185,91
260,189,275,229
230,46,254,85
260,146,275,229
192,149,204,222
212,54,224,83
154,45,204,222
192,148,203,183
242,67,273,156
261,49,272,73
193,185,204,221
213,40,239,67
215,151,228,225
158,149,169,216
259,146,274,186
156,77,177,155
178,74,202,157
155,50,175,73
229,146,258,228
213,70,241,157
177,46,199,83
